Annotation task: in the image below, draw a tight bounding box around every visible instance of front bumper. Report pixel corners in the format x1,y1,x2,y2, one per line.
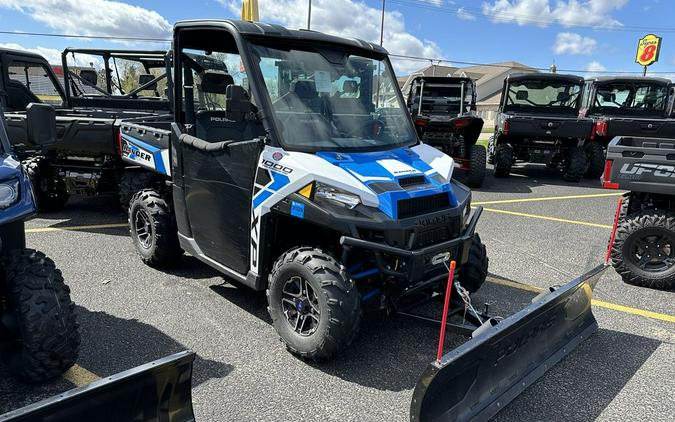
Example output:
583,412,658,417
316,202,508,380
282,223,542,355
340,206,482,284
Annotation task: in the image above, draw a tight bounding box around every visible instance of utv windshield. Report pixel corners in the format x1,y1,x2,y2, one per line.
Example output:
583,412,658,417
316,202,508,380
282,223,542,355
592,82,668,115
250,44,416,152
505,79,582,114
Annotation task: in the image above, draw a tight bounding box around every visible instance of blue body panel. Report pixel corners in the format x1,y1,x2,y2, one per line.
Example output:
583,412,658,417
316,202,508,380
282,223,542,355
0,153,36,229
317,147,458,219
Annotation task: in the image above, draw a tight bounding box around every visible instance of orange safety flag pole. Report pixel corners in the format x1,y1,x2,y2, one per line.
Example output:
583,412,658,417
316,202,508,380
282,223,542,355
241,0,260,21
436,260,456,363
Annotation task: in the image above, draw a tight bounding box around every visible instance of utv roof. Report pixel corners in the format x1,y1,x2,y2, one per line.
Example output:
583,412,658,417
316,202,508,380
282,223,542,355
0,47,46,61
587,75,672,85
506,73,583,84
174,19,387,56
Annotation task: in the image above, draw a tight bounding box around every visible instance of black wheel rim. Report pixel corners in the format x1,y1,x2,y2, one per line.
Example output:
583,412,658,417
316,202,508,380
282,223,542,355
134,208,153,249
629,232,675,273
281,275,321,337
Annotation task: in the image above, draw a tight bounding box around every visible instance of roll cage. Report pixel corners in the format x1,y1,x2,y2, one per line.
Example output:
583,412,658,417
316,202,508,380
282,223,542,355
61,48,170,111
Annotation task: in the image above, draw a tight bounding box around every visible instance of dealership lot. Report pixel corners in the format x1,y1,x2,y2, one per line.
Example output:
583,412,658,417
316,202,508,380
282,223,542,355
1,164,673,422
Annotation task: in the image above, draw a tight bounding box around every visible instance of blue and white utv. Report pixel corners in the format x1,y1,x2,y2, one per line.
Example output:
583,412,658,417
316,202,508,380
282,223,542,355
117,20,605,421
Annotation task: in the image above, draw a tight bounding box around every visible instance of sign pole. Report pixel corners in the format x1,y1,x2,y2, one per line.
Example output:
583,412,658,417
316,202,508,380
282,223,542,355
643,66,647,77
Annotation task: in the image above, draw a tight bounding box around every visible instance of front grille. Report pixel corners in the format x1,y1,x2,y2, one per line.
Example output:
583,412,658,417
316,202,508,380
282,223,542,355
397,193,450,219
398,176,426,188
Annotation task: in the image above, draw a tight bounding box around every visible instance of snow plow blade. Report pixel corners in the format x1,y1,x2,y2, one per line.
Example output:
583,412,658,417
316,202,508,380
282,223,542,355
1,351,195,422
411,264,607,422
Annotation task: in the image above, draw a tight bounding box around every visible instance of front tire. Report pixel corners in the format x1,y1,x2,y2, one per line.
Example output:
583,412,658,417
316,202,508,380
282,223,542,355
584,142,606,179
23,157,69,212
611,211,675,290
466,144,486,188
0,249,80,382
267,247,361,362
129,189,182,267
493,143,513,177
457,234,488,293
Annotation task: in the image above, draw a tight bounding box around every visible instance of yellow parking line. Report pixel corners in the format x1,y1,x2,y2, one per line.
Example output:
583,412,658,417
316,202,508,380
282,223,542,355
487,276,675,324
62,364,101,386
26,223,127,234
475,192,623,206
483,207,613,229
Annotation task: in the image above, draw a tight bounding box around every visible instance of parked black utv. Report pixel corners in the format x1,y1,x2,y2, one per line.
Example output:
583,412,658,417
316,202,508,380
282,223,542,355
405,76,486,187
488,73,593,182
0,106,79,383
0,47,170,211
581,76,675,178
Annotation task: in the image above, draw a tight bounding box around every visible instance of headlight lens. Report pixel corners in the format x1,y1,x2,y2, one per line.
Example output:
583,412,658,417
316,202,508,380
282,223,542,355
0,179,20,209
314,182,361,209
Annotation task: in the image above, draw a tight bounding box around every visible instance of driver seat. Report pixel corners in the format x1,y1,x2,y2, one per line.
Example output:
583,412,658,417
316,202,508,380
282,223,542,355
194,71,263,142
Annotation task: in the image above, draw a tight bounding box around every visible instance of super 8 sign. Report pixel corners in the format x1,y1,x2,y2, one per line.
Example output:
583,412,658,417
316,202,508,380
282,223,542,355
636,34,662,67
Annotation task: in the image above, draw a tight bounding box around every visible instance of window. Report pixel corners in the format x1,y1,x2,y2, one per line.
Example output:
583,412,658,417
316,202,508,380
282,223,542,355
182,49,248,112
7,61,63,106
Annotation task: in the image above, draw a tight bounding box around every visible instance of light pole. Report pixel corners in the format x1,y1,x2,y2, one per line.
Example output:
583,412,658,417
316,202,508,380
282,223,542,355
307,0,312,30
380,0,386,46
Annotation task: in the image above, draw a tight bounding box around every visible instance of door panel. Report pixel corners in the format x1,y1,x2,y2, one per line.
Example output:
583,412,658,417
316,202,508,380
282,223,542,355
182,138,262,274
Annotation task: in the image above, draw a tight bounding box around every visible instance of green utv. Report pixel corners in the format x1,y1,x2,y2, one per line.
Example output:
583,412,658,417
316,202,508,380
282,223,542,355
115,19,606,421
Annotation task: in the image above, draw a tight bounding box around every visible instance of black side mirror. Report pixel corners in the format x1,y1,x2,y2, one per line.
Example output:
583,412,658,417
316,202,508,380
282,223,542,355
79,69,98,86
138,74,157,91
515,90,529,101
26,103,56,146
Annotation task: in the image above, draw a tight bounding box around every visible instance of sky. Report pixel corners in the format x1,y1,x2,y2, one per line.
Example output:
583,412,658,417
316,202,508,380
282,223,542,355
0,0,674,77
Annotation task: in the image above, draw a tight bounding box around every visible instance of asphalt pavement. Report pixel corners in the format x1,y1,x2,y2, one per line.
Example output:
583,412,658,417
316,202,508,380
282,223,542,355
1,161,673,421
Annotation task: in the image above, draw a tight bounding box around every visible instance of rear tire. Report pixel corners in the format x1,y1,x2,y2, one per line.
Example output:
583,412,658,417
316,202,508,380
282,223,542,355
23,157,68,212
465,144,486,188
119,171,157,210
584,142,605,179
562,146,586,182
267,247,361,362
493,143,513,177
611,211,675,290
129,189,182,267
487,136,495,165
0,249,80,382
457,234,488,293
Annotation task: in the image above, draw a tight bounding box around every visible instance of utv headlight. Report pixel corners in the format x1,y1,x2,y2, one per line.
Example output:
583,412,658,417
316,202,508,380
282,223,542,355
0,179,20,209
314,182,361,209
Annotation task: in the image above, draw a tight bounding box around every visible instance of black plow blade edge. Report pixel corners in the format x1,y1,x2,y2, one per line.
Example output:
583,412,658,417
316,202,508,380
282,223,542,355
1,351,196,422
410,264,608,422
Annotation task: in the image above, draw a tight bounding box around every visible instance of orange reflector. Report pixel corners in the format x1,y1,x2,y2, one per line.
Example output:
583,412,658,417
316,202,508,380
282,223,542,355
298,183,313,199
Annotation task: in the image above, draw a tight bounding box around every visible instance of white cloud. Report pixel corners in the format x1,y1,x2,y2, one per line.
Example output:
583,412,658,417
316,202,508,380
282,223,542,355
0,0,170,40
552,32,597,55
457,7,476,20
422,0,443,5
585,61,606,74
0,42,102,67
222,0,443,73
482,0,627,28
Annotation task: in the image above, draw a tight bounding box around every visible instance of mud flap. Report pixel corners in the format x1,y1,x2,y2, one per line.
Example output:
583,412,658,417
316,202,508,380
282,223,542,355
410,264,608,422
1,351,195,422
